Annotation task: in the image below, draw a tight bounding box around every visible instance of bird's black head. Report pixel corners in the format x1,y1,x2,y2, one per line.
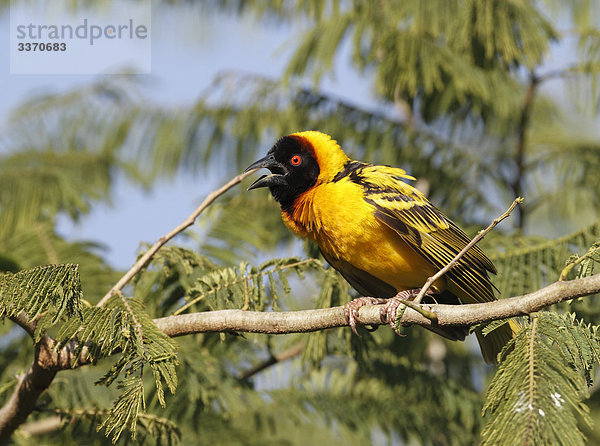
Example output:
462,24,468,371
245,135,320,210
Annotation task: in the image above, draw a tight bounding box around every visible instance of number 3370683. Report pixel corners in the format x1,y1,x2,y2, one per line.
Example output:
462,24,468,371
18,42,67,51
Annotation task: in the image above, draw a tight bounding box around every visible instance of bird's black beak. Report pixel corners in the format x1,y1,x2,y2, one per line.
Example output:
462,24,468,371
244,155,288,190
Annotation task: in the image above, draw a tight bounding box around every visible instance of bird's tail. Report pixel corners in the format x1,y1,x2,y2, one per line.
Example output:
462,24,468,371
475,319,521,364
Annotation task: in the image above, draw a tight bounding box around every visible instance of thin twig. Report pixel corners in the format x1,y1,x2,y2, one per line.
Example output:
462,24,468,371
559,243,600,281
412,198,523,306
19,416,63,436
512,71,538,229
395,298,438,322
238,341,304,380
97,170,256,306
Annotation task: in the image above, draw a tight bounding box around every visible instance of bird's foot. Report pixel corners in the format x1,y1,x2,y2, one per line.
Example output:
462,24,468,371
344,297,389,335
379,289,440,332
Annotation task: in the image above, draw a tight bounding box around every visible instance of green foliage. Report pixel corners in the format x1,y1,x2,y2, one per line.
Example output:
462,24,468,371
0,253,20,273
58,294,178,443
199,192,292,264
302,268,349,368
256,1,556,121
0,150,114,239
174,257,323,315
0,223,122,301
481,312,600,446
564,241,600,280
282,361,483,446
58,409,181,446
11,408,180,446
3,75,206,184
0,264,82,336
488,220,600,296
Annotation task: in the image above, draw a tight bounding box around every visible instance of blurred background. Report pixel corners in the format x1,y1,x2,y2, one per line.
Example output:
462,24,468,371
1,1,600,445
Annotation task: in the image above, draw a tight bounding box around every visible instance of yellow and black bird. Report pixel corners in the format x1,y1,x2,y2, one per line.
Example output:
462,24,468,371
245,131,517,363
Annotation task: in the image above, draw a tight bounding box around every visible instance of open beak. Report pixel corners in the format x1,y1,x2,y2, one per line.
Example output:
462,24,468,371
244,155,287,190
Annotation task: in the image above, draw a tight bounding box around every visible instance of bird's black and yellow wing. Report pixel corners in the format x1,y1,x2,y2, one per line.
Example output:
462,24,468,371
350,163,497,305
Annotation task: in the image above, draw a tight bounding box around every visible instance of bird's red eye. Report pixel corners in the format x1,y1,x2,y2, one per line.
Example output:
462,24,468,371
290,155,302,166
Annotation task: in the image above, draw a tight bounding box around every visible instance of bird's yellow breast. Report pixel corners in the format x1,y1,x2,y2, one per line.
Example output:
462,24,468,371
281,177,445,292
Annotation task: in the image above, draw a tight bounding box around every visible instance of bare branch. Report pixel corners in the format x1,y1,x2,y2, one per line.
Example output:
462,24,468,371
19,416,63,436
154,273,600,336
512,71,539,229
238,342,304,380
0,337,59,444
0,331,105,442
9,312,37,337
97,170,256,306
412,198,523,305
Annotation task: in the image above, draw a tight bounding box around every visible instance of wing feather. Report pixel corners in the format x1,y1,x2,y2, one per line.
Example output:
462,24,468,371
355,165,497,303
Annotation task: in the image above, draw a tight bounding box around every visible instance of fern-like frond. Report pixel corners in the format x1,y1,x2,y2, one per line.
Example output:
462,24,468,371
99,374,145,442
0,150,114,238
58,294,178,443
1,224,121,302
489,220,600,296
174,257,323,315
481,312,599,446
35,407,181,446
279,0,556,121
0,264,82,337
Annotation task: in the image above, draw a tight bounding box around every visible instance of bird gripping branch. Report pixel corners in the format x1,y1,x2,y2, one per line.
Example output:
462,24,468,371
246,131,519,363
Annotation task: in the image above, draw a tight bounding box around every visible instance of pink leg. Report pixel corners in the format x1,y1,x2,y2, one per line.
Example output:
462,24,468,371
343,297,389,335
379,289,423,328
344,289,435,335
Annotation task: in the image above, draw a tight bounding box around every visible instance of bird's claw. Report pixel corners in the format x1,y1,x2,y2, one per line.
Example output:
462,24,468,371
378,288,423,331
344,297,388,335
344,289,432,335
380,299,401,325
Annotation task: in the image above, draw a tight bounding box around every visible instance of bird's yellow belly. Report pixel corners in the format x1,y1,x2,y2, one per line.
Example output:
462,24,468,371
283,181,446,293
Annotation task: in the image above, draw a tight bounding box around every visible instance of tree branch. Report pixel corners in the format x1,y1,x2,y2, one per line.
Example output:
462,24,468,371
512,71,539,229
19,416,63,436
9,312,37,337
154,273,600,336
4,273,600,442
0,337,59,444
238,342,304,380
97,170,257,306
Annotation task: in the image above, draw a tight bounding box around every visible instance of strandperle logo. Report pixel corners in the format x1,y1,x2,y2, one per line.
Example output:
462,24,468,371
15,18,148,45
10,0,151,75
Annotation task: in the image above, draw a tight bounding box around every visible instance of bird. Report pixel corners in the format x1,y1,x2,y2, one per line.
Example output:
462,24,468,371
245,130,518,364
